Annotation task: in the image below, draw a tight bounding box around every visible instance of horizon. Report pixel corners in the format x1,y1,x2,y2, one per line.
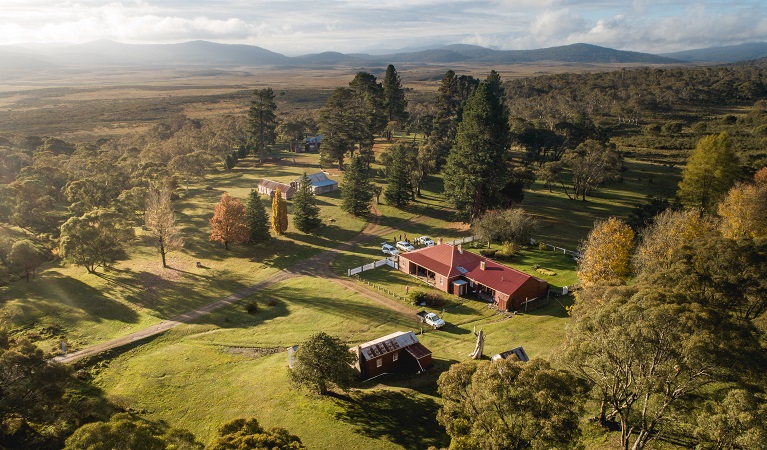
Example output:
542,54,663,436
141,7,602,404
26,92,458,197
1,1,765,56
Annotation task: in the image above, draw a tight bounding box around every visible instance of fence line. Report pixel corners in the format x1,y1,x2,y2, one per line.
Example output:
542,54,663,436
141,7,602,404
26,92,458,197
446,235,478,246
347,258,397,276
530,238,581,259
353,274,407,302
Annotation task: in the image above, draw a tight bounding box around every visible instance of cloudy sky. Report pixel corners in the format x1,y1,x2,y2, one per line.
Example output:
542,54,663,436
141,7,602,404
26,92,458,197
1,0,766,55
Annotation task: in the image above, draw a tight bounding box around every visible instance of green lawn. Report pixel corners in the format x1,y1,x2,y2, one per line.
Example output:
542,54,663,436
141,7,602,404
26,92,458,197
94,275,573,449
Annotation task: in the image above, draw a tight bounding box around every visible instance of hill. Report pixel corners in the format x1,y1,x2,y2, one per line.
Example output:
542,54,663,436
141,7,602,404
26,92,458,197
1,40,682,71
662,42,767,63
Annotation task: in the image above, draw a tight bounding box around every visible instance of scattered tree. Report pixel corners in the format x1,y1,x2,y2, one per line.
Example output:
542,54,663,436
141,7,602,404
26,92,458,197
144,186,183,268
271,189,288,235
9,239,46,282
577,217,635,286
289,332,355,395
437,358,585,450
209,193,249,250
563,139,622,201
59,208,133,273
64,413,202,450
245,189,270,244
292,173,322,233
340,155,373,216
168,151,211,192
694,389,767,450
561,284,763,450
633,208,715,275
0,332,73,448
718,181,767,240
207,417,306,450
678,133,741,212
472,208,539,248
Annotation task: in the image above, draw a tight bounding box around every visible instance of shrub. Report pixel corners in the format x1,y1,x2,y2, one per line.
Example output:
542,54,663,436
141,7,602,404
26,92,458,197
496,241,520,259
538,242,547,251
267,298,278,307
479,248,497,257
408,290,446,308
244,301,259,314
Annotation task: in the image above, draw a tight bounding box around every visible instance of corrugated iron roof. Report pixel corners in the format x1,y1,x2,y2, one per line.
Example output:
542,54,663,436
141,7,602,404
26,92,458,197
399,244,546,298
258,179,296,195
405,343,432,360
357,331,421,360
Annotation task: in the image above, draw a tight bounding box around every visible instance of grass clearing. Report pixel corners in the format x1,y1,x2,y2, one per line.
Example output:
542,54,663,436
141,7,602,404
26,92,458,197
94,275,572,449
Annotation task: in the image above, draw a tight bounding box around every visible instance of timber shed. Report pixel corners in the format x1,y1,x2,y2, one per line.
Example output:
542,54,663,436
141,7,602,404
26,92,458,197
257,179,296,200
352,331,433,380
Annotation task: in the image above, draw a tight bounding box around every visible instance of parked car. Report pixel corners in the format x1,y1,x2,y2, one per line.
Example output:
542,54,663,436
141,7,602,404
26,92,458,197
396,241,415,252
417,236,435,247
381,243,399,256
416,310,446,329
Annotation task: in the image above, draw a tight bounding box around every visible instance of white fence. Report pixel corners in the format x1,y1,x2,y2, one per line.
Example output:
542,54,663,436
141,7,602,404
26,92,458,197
347,258,397,276
530,239,581,259
446,235,478,246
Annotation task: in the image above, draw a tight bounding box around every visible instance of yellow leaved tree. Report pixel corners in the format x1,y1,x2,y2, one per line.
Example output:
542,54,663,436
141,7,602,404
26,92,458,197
271,188,288,235
718,169,767,240
577,217,635,286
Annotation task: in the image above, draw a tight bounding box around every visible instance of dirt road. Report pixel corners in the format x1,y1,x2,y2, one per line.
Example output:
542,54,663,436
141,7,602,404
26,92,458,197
54,206,424,364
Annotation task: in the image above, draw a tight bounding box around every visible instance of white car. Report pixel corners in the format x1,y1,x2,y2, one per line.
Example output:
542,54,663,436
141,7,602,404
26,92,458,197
396,241,415,252
417,236,435,247
381,243,399,256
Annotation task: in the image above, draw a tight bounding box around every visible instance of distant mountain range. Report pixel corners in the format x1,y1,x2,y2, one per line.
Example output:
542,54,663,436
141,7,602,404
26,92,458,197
2,40,767,75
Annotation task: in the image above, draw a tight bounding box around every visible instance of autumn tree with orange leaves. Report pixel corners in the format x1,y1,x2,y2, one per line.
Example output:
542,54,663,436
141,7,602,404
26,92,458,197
210,193,249,250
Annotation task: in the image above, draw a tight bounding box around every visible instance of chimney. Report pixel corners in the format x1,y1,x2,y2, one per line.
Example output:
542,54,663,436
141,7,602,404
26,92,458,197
480,261,486,270
458,244,463,254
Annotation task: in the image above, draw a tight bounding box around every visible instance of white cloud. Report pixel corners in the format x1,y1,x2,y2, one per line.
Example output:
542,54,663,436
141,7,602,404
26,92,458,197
0,0,766,54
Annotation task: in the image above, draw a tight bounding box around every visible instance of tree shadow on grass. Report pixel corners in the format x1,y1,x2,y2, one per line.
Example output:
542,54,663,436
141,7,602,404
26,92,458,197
16,271,141,325
334,389,449,450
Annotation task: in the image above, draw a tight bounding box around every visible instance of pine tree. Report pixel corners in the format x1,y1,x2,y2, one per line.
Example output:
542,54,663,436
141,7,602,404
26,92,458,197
245,189,270,244
383,144,413,207
271,189,288,234
340,155,373,216
248,88,278,163
382,64,408,140
209,193,249,250
292,173,322,233
443,82,511,222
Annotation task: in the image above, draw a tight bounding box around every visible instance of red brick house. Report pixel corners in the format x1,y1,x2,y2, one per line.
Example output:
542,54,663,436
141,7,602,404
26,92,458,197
352,331,433,380
398,243,549,311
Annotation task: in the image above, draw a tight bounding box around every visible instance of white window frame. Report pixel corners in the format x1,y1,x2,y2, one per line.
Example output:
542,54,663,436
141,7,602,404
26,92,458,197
376,358,382,367
393,352,399,362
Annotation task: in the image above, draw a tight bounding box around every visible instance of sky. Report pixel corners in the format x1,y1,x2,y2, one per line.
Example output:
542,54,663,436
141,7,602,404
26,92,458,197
1,0,766,55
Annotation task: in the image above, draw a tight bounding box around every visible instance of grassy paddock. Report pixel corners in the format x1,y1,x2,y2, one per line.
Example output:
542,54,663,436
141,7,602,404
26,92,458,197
94,275,573,449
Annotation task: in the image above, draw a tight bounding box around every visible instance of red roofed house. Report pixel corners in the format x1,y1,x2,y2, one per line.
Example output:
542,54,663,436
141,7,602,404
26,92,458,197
398,243,548,311
352,331,433,380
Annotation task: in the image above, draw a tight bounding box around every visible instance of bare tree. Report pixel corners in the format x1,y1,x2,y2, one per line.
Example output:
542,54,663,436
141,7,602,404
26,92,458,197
144,187,183,267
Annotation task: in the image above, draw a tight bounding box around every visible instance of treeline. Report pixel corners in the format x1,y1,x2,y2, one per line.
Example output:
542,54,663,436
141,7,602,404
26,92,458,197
499,59,767,166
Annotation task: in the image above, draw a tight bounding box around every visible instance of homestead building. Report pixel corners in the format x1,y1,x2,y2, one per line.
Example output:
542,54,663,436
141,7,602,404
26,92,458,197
398,243,549,311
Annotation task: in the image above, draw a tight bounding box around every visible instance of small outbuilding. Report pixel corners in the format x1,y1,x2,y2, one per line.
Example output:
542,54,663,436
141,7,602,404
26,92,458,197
491,346,530,362
295,172,338,195
352,331,433,380
257,179,296,200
